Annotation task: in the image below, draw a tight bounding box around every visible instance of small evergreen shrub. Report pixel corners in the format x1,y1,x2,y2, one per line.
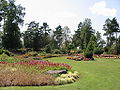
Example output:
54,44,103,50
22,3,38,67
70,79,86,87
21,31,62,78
84,51,93,59
84,35,97,59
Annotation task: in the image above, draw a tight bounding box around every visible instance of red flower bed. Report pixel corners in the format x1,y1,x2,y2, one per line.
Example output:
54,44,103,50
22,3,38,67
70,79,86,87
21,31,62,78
0,60,72,70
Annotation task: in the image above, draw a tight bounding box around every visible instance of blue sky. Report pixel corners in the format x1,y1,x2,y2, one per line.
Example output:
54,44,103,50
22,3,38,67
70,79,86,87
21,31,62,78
16,0,120,37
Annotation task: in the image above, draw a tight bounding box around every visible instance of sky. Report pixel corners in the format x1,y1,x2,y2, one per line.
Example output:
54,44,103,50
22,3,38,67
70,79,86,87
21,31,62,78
16,0,120,37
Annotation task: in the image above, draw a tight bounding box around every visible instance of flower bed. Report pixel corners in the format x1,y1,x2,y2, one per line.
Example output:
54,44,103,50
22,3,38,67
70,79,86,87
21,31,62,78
0,53,81,87
0,59,80,86
0,60,72,71
16,54,61,59
67,54,93,61
94,54,120,59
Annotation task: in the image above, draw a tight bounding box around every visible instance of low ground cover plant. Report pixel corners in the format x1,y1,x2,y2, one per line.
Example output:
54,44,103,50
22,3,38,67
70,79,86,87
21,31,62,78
55,71,79,85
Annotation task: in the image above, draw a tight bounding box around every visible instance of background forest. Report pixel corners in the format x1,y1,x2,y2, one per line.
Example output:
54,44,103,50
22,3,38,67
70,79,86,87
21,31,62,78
0,0,120,56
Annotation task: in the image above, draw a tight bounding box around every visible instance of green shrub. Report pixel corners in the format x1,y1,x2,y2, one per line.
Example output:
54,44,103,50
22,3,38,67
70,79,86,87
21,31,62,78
84,51,93,58
94,48,104,55
84,35,96,59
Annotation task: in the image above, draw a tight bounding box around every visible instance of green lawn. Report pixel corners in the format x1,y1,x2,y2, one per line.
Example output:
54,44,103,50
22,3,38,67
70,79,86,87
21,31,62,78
0,57,120,90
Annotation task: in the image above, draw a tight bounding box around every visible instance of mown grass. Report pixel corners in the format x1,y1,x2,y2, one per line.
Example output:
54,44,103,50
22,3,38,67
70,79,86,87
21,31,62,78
0,57,120,90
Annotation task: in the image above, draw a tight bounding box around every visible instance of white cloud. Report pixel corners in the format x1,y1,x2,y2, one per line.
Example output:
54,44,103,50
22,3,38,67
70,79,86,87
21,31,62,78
89,1,117,17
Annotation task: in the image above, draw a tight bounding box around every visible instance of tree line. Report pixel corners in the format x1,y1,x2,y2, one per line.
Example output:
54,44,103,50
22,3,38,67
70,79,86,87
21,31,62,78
0,0,120,55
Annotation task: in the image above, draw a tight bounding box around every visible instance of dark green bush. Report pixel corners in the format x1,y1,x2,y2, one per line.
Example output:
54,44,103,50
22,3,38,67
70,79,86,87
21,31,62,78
84,35,96,59
84,51,93,58
94,48,104,55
